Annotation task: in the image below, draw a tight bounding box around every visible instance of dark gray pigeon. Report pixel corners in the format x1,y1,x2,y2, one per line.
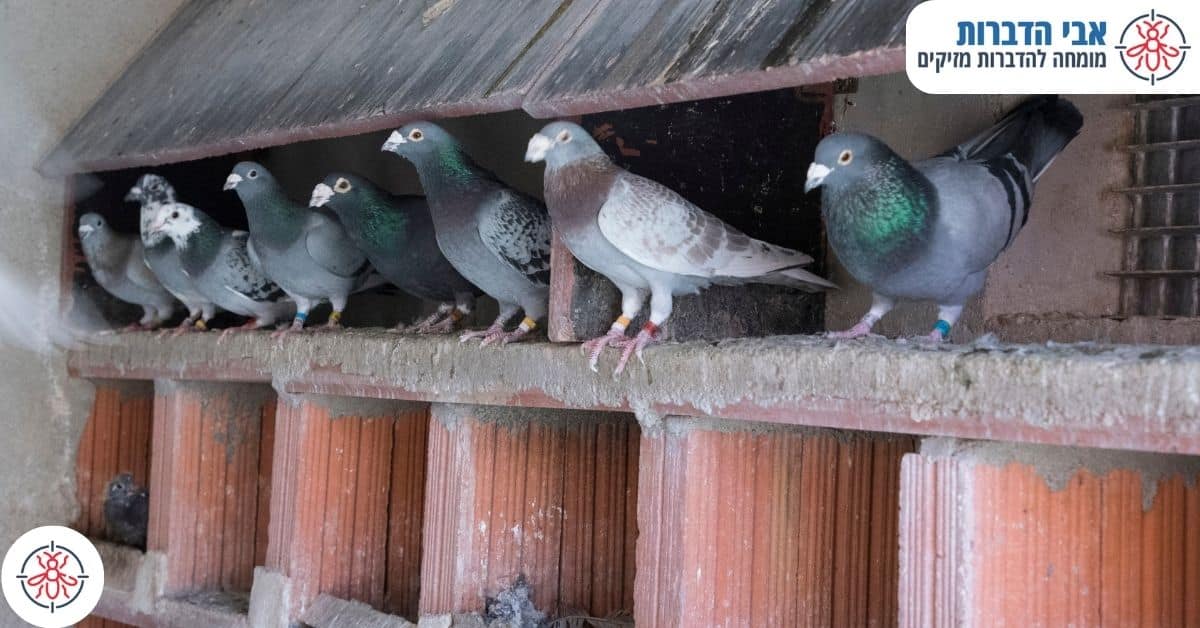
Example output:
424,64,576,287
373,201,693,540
805,95,1083,341
78,212,176,330
104,472,148,550
526,122,834,374
225,161,380,333
310,172,482,333
382,123,550,346
126,174,218,334
145,202,294,337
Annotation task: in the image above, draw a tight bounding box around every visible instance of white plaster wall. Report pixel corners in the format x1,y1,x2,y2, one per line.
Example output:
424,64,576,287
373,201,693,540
0,2,187,625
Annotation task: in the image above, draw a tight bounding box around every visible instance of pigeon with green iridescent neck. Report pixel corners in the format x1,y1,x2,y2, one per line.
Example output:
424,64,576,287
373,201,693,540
126,174,219,335
145,202,294,337
382,123,550,346
806,95,1083,342
526,121,835,375
310,172,482,333
77,212,176,331
225,162,381,333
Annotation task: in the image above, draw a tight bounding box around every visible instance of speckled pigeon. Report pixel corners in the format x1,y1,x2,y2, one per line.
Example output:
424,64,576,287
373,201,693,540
224,161,380,333
126,174,219,335
103,472,148,550
805,95,1083,341
382,123,550,346
526,121,834,374
145,202,294,337
77,212,176,330
310,172,482,333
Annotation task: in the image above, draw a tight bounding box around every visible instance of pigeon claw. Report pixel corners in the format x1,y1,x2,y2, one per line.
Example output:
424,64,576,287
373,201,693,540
418,315,459,335
827,322,873,340
612,329,658,376
923,330,947,343
581,329,628,373
460,323,505,345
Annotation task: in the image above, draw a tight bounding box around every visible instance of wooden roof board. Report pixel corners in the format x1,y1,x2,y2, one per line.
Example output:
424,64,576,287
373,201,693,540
44,0,912,175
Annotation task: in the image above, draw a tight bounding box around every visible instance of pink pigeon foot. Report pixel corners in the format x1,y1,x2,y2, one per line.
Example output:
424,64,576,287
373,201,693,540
613,328,659,375
581,329,628,372
218,319,262,343
460,323,505,344
923,330,947,343
827,322,873,339
417,314,460,335
484,325,532,347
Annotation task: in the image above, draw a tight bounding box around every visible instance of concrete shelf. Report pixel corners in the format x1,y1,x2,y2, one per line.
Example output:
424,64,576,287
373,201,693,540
70,331,1200,456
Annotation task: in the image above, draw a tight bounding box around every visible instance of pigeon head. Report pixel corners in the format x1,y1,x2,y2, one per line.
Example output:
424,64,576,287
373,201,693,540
805,132,896,194
107,472,138,499
146,202,202,247
381,122,457,163
77,212,109,241
224,161,278,199
310,172,374,215
125,174,176,206
526,121,603,169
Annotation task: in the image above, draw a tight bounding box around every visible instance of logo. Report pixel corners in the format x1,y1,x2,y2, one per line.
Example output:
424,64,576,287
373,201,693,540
2,526,104,628
1116,10,1190,84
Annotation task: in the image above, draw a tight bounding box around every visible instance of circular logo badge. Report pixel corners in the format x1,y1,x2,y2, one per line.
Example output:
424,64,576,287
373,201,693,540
1,526,104,628
1116,10,1190,85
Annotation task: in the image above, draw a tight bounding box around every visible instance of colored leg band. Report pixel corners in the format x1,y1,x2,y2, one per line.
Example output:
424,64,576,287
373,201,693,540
329,311,342,324
295,311,308,322
449,308,464,322
194,319,208,331
933,320,952,338
612,315,632,331
519,316,537,331
642,321,660,336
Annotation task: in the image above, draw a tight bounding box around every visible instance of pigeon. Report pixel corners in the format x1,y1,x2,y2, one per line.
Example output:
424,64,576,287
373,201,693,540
224,161,380,333
103,472,148,550
77,213,177,330
526,122,835,374
805,95,1083,341
310,173,482,333
382,123,551,346
126,174,218,335
144,202,294,337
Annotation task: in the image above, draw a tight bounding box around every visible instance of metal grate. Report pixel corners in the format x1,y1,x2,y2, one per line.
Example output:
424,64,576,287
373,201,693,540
1113,96,1200,317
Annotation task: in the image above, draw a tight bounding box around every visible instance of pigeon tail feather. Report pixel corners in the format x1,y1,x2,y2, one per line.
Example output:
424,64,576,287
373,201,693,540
713,265,837,292
949,96,1083,182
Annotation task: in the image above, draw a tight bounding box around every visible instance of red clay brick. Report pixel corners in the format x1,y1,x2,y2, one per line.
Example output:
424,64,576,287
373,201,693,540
635,419,913,627
265,395,429,620
419,404,638,618
900,442,1200,627
150,381,274,595
75,380,154,539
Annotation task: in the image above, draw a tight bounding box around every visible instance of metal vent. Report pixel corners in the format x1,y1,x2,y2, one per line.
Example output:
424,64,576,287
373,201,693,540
1113,96,1200,317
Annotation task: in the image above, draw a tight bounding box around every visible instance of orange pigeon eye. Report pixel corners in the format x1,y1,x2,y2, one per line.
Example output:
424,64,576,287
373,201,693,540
838,150,853,165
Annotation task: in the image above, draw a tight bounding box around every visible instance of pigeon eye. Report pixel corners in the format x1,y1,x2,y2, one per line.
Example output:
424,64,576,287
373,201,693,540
409,129,424,142
171,211,180,220
334,178,351,192
247,169,259,179
838,150,853,165
557,130,572,143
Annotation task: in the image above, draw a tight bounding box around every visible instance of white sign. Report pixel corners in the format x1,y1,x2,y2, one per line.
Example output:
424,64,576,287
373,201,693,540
2,526,104,628
907,0,1200,93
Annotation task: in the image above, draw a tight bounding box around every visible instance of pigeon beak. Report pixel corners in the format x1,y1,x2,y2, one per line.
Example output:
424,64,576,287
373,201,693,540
124,188,140,202
804,163,831,193
525,134,554,163
310,183,334,208
381,130,406,152
146,218,167,235
223,173,243,191
77,225,95,238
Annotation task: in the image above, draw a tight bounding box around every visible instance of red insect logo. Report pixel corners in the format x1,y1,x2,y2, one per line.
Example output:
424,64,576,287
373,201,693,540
1117,11,1190,85
15,541,89,613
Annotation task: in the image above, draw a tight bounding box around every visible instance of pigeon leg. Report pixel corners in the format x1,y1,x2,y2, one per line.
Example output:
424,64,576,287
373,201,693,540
401,304,453,334
613,323,661,375
494,316,539,346
167,309,203,338
461,305,519,344
828,293,894,339
218,318,261,342
321,295,348,331
582,286,645,371
276,297,316,338
923,304,963,343
420,305,469,334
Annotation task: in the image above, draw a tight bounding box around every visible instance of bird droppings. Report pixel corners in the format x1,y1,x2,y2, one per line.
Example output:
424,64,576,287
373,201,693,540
70,330,1200,454
484,574,546,628
920,437,1200,511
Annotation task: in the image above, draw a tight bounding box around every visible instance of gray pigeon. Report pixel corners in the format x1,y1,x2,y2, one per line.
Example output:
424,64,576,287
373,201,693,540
805,95,1083,341
77,212,176,330
310,172,482,333
126,174,218,334
103,472,148,550
225,162,379,333
526,122,834,374
382,123,550,346
144,202,294,336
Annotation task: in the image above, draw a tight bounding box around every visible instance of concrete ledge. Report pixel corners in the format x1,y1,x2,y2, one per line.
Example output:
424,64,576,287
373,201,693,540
68,331,1200,454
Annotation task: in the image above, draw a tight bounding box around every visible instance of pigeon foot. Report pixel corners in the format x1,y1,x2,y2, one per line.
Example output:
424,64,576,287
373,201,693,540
613,328,659,375
460,323,505,344
581,329,628,372
827,322,873,340
923,330,946,343
218,319,261,343
417,315,459,335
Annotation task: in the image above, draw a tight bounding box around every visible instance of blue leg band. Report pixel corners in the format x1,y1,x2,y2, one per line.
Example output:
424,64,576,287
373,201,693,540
295,311,308,322
933,319,952,338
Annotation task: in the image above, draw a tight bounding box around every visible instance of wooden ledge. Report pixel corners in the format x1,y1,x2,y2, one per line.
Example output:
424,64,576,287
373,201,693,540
68,331,1200,455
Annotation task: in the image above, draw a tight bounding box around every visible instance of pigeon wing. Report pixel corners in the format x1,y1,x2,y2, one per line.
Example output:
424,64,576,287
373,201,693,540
303,212,369,278
124,240,167,293
219,233,287,303
597,172,811,278
477,190,552,285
